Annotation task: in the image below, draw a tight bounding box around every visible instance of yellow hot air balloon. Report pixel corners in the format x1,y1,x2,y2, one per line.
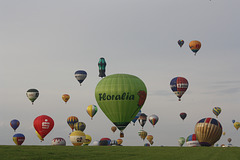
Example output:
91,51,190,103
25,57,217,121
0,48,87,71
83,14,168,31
195,118,222,146
222,132,226,136
35,130,44,141
86,105,98,120
83,134,92,145
62,94,70,104
147,135,153,144
117,139,123,145
234,122,240,130
69,131,86,146
138,130,147,140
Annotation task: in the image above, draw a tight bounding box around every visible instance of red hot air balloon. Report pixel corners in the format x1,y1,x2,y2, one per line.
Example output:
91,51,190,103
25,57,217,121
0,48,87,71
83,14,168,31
170,77,189,101
33,115,54,141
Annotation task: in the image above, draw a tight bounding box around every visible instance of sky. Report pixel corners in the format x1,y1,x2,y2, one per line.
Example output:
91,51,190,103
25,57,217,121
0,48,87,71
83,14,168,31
1,0,240,146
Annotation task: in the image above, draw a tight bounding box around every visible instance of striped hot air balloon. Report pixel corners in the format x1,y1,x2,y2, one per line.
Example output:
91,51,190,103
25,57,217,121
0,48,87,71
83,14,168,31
148,114,159,127
170,77,188,101
212,107,221,118
195,117,222,146
186,134,200,147
67,116,78,131
74,70,87,86
86,105,98,120
74,122,86,132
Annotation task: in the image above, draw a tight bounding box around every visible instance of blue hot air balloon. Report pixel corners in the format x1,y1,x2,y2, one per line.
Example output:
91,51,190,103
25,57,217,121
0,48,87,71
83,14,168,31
10,119,20,132
132,110,141,126
74,70,87,86
232,120,235,124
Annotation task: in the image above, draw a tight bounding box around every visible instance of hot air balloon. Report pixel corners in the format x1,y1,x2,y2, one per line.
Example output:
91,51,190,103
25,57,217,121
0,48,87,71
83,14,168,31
117,139,123,145
86,105,98,120
138,113,147,129
132,110,141,126
13,133,25,145
92,141,99,146
212,107,221,118
178,40,184,47
178,137,185,147
195,117,222,146
148,114,159,127
111,126,117,133
186,134,200,147
170,77,188,101
98,57,107,78
233,122,240,130
74,70,87,86
189,40,201,55
232,120,235,124
180,112,187,121
10,119,20,131
26,89,39,104
227,138,232,143
69,131,86,146
74,122,86,132
62,94,70,104
33,115,54,141
52,137,66,146
35,130,44,141
67,116,78,131
95,74,147,137
83,135,92,145
138,130,147,140
110,140,117,146
222,132,226,136
99,138,111,146
147,135,153,145
144,143,150,146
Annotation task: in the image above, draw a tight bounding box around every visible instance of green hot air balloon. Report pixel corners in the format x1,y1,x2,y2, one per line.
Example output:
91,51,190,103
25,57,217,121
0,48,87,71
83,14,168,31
95,74,147,137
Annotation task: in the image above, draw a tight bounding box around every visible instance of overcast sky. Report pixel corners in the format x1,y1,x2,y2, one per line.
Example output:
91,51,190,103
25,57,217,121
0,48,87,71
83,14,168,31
1,0,240,146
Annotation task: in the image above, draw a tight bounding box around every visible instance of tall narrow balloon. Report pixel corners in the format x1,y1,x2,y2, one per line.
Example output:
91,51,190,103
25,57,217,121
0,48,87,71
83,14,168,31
95,74,147,137
170,77,188,101
10,119,20,131
74,70,87,86
98,57,107,78
26,89,39,104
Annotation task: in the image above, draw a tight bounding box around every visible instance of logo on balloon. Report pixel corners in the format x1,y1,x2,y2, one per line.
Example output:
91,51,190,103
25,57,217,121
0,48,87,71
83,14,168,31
98,92,135,101
42,119,50,129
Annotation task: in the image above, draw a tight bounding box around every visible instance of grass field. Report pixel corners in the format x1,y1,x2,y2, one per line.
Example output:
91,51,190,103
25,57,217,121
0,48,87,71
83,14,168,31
0,145,240,160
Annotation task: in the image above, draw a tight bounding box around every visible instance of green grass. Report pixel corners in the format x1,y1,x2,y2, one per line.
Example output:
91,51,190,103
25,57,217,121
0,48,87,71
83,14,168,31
0,146,240,160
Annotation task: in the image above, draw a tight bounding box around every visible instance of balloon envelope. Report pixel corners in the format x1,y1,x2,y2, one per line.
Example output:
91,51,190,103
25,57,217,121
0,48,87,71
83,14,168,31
227,138,232,143
186,134,200,147
86,105,98,120
195,117,222,146
10,119,20,131
111,126,117,133
148,114,159,127
62,94,70,103
84,135,92,145
67,116,78,131
234,122,240,130
33,115,54,139
69,131,86,146
98,57,107,78
95,74,147,133
178,40,184,47
180,112,187,120
75,70,87,85
170,77,188,101
52,137,66,146
138,113,147,128
13,133,25,145
117,139,123,145
74,122,86,132
212,107,221,118
189,40,201,55
26,88,39,104
178,137,185,147
132,110,141,125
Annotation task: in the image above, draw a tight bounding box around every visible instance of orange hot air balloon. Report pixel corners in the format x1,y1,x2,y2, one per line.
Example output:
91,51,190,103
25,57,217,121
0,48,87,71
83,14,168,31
117,139,123,145
62,94,70,104
189,40,201,55
111,126,117,133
